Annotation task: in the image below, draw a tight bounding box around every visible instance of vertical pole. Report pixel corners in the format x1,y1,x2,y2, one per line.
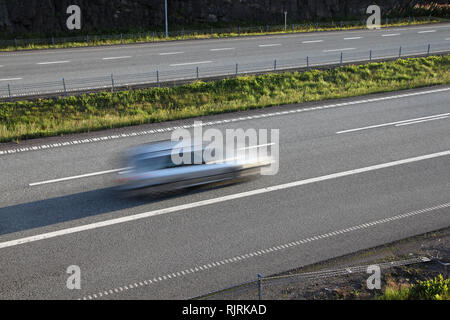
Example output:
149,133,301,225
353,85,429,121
182,29,184,40
427,44,431,56
165,0,168,38
369,49,372,62
196,66,199,79
86,35,89,46
153,31,155,42
399,46,402,58
340,21,343,31
52,36,55,47
120,33,123,44
111,74,115,93
408,16,411,26
315,22,318,32
238,26,240,36
8,83,12,102
156,70,160,87
306,56,309,71
258,274,263,300
284,11,287,31
14,38,17,51
386,17,389,28
274,59,277,71
340,52,343,66
292,24,294,33
62,78,67,96
235,63,238,76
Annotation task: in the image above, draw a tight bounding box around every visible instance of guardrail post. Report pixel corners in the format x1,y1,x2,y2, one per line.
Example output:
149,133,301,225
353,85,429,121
156,70,160,87
306,56,309,71
427,44,431,56
111,74,115,93
315,22,319,32
274,59,277,71
369,49,372,62
62,78,67,96
196,66,199,79
399,46,402,58
235,63,238,76
120,33,123,44
258,274,263,300
8,83,12,102
340,52,343,66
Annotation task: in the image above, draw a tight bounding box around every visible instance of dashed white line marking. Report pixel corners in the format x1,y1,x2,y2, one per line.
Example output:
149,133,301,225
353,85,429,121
159,52,184,55
169,60,212,67
29,167,132,186
37,60,70,65
258,43,282,47
210,48,235,51
102,56,131,60
418,30,436,34
302,40,323,43
79,201,450,299
395,115,449,127
0,77,22,81
344,37,362,40
323,48,356,52
336,112,450,134
1,149,450,250
382,33,401,37
1,87,449,156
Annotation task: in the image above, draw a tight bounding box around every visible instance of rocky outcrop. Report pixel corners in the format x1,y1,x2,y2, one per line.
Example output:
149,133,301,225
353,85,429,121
0,0,423,36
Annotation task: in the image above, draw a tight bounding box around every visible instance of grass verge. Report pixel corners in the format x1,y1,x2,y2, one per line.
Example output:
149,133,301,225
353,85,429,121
378,274,449,300
1,55,449,143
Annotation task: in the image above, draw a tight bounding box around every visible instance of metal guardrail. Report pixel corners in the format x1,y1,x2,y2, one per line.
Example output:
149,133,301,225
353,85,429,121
196,256,433,300
0,16,445,51
1,41,449,101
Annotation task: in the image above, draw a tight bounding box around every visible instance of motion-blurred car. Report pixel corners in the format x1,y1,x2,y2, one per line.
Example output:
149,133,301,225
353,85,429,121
115,139,273,194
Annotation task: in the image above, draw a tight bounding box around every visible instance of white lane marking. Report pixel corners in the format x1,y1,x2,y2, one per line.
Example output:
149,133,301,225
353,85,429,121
446,38,450,41
382,33,401,37
29,167,132,186
210,48,235,51
1,87,449,156
0,65,3,67
258,44,282,47
169,60,212,67
0,77,22,81
336,113,450,134
344,37,362,40
80,202,450,300
159,52,184,55
2,150,450,250
323,48,356,52
102,56,131,60
395,116,449,127
302,40,323,43
37,60,70,65
418,30,436,34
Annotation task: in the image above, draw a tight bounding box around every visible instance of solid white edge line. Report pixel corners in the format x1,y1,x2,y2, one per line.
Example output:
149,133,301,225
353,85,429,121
37,60,70,65
336,113,450,134
2,149,450,249
395,115,449,127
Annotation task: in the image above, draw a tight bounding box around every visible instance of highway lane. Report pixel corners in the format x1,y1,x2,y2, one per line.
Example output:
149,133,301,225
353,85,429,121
0,23,450,96
0,86,449,299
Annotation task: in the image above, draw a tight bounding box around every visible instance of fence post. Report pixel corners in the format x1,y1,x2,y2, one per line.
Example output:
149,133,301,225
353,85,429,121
428,15,431,24
196,66,199,79
399,46,402,58
386,17,389,28
292,24,294,32
52,36,55,47
111,74,115,93
120,33,123,44
14,38,17,51
182,29,184,40
274,59,277,71
153,31,155,42
8,83,12,102
306,56,309,71
340,21,343,31
408,16,411,25
156,70,160,87
86,35,89,46
340,52,343,66
369,49,372,62
315,22,319,32
238,26,240,36
258,274,263,300
62,78,67,96
427,44,431,56
235,63,238,76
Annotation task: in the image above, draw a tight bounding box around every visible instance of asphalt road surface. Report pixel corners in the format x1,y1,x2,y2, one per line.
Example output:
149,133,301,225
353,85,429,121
0,23,450,97
0,84,449,299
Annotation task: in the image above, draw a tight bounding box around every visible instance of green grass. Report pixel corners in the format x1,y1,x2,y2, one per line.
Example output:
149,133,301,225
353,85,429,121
1,55,449,143
0,18,443,52
378,275,449,300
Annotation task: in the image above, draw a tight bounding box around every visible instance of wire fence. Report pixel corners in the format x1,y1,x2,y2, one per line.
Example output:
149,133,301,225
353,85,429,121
0,16,446,51
1,40,449,101
196,256,434,300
